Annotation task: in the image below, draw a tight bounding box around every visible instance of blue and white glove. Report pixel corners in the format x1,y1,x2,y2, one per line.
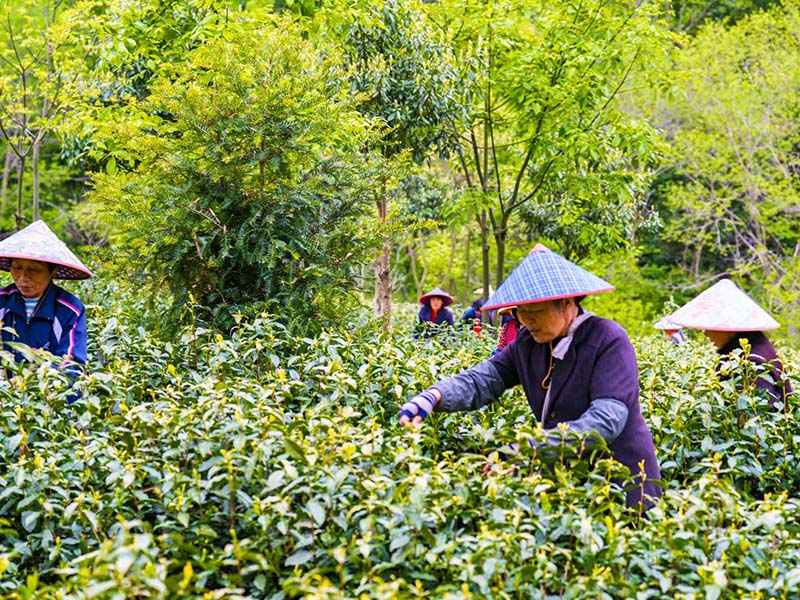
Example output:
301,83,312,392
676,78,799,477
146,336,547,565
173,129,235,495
399,389,438,422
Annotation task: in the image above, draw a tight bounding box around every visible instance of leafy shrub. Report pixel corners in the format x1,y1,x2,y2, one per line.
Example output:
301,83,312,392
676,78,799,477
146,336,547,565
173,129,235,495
0,280,798,598
87,18,382,333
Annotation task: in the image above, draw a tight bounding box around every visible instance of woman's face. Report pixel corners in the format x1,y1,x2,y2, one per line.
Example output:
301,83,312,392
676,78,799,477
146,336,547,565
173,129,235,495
10,258,54,299
515,300,574,343
430,297,443,311
704,330,735,350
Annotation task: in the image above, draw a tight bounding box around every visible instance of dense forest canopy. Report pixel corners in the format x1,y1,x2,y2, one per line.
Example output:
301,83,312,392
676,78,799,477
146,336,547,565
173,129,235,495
0,0,798,338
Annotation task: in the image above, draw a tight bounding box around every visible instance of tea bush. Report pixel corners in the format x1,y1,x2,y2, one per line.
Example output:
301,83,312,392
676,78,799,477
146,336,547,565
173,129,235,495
0,284,798,598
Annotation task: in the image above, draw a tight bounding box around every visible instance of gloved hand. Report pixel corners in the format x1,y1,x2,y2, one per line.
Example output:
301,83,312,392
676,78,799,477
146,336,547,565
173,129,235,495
399,389,439,427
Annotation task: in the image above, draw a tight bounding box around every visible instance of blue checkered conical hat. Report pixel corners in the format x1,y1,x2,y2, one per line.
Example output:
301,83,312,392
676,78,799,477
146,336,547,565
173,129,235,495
0,220,92,280
667,279,778,331
419,287,454,307
483,244,613,310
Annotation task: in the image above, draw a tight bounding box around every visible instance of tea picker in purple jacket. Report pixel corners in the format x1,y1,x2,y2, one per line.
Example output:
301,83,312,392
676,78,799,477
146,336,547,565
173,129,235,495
662,278,792,404
0,221,92,391
400,244,662,508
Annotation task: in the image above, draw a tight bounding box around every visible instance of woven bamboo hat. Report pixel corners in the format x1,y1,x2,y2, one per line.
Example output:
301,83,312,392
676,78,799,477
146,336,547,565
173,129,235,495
419,287,454,307
0,220,92,280
667,279,778,331
483,244,613,311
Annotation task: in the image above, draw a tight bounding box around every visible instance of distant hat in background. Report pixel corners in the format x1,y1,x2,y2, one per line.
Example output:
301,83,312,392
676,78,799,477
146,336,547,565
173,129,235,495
483,244,613,311
497,305,517,317
472,285,495,296
653,314,682,331
0,220,92,280
666,279,778,331
419,287,454,307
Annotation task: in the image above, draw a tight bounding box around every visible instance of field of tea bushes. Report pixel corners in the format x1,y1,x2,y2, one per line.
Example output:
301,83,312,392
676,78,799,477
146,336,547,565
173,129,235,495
1,286,799,599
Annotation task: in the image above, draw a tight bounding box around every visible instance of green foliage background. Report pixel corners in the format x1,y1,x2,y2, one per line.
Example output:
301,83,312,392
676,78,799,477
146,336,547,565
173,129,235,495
2,1,800,597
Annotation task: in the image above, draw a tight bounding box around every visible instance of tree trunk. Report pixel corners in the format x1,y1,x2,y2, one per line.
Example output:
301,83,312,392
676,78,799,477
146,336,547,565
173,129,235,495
1,148,13,216
374,192,393,330
15,155,25,230
32,133,42,221
442,228,458,293
479,209,492,324
493,214,508,289
462,219,472,304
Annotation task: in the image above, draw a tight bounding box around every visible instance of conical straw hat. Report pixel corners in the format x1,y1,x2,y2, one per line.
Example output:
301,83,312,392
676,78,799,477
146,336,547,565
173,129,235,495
667,279,778,331
472,286,495,296
497,305,517,317
419,287,454,307
483,244,613,311
0,220,92,280
653,314,681,331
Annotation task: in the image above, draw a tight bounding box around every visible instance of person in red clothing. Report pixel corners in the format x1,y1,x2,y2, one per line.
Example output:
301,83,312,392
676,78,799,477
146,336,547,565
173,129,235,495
415,287,455,339
493,305,521,355
460,298,484,333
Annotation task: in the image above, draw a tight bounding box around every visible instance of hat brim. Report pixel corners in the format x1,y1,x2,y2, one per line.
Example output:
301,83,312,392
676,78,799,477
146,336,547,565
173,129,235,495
482,246,614,311
667,280,779,331
0,256,92,280
419,288,454,307
0,220,92,280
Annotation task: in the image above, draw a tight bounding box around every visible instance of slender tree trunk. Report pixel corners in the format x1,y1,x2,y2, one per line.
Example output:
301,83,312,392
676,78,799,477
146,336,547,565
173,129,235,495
15,155,25,230
407,242,421,297
414,236,429,298
374,187,393,330
32,134,42,221
442,228,458,292
462,220,472,304
493,213,508,287
479,209,491,324
692,244,702,279
1,148,13,216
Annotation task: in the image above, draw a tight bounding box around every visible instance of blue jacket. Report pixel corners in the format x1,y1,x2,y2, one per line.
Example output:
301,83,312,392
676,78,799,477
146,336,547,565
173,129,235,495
415,304,454,339
0,282,87,371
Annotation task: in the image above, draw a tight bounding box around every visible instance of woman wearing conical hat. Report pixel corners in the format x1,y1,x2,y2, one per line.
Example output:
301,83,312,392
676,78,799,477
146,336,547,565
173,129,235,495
415,287,455,339
492,305,521,355
665,279,792,404
0,221,92,386
399,245,662,508
653,315,686,345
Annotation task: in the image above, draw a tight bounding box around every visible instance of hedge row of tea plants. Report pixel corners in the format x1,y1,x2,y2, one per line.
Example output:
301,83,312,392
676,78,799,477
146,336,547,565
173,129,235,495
1,283,799,598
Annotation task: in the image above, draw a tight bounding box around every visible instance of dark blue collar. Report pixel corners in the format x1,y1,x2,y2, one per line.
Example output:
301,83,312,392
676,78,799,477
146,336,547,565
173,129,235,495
5,282,58,321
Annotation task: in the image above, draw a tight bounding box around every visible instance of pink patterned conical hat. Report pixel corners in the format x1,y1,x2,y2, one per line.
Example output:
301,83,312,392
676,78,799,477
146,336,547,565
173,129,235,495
668,279,778,331
0,220,92,280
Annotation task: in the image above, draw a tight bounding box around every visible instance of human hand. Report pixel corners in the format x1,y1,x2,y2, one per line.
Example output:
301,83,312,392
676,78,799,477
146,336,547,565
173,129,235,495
399,389,439,428
482,444,520,476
